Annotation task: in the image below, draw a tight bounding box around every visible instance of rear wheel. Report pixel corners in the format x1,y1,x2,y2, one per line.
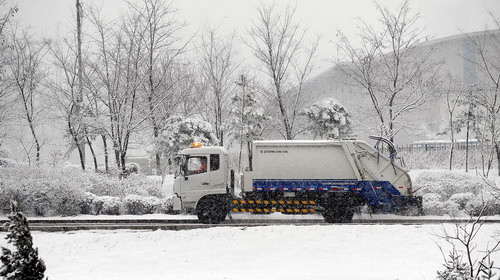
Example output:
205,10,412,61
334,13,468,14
322,205,354,223
196,196,228,224
321,196,356,223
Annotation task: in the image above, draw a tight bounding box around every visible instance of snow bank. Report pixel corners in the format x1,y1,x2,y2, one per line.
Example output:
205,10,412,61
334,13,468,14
2,224,498,280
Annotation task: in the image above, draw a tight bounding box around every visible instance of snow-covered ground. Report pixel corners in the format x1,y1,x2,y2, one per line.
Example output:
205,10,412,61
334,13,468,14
1,224,499,280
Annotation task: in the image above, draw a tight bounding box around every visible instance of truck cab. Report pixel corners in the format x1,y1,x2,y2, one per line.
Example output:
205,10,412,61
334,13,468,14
171,143,230,222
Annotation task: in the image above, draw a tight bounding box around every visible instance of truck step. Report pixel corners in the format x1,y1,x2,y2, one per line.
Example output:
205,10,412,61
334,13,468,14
232,208,317,214
231,200,320,214
232,199,316,205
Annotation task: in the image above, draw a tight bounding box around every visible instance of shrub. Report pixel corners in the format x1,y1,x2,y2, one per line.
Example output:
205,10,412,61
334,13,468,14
0,203,46,280
79,192,97,215
444,201,461,217
123,195,160,215
90,196,104,215
84,173,163,198
465,194,500,216
0,157,16,167
96,196,122,215
422,193,446,215
123,162,140,176
448,193,475,210
0,166,163,216
160,197,174,214
414,170,487,201
0,168,86,216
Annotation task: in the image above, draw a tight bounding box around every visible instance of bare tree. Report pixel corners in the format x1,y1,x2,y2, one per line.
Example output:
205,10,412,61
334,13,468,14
336,0,440,143
86,6,145,171
175,61,203,117
5,26,49,163
48,36,87,170
0,0,17,147
247,3,319,140
435,206,500,279
462,15,500,176
130,0,187,174
442,77,464,170
197,26,237,146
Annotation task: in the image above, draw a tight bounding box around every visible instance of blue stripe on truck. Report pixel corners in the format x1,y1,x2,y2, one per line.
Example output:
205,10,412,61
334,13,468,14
252,179,404,212
253,179,359,191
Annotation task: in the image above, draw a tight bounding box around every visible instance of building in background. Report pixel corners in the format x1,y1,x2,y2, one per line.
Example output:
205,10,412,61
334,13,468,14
303,29,500,145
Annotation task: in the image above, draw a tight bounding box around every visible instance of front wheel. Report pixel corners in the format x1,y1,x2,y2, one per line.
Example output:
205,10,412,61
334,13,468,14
196,196,228,224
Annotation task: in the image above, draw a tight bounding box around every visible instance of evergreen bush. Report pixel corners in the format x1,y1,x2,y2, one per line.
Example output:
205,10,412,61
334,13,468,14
0,202,46,280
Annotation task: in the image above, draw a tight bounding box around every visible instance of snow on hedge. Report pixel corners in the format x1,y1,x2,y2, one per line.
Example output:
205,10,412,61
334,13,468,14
411,170,500,216
0,166,164,216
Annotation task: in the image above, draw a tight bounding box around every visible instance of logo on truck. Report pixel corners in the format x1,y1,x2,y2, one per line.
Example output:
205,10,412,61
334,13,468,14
260,150,288,154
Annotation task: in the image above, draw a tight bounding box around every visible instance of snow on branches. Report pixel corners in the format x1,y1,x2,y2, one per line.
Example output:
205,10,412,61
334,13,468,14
157,116,219,157
302,97,351,139
0,202,46,280
226,77,269,144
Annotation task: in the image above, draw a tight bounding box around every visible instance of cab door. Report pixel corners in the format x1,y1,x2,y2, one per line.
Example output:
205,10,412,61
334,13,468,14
208,154,226,191
181,155,210,205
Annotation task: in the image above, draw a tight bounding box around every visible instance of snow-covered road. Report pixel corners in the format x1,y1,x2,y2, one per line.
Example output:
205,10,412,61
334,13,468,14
2,224,499,280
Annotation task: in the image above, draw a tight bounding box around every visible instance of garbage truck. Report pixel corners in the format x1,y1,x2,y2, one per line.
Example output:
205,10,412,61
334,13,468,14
166,137,422,224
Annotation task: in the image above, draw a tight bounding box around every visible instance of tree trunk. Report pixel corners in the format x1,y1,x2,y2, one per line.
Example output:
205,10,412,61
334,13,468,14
68,118,85,170
76,0,83,104
101,134,109,173
238,138,243,173
27,118,41,164
86,136,98,172
120,152,127,172
465,106,471,173
76,144,85,170
153,124,161,174
247,141,252,171
496,142,500,176
449,114,454,170
114,143,121,170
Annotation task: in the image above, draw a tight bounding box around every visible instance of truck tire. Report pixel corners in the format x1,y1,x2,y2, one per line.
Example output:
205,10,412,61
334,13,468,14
321,196,355,223
322,206,354,223
196,196,228,224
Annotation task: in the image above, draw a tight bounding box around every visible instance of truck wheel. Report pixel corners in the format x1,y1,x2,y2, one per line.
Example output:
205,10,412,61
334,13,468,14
322,205,354,223
196,196,228,224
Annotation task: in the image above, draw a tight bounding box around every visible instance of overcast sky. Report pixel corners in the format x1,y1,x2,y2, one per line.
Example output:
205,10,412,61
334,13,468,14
13,0,500,71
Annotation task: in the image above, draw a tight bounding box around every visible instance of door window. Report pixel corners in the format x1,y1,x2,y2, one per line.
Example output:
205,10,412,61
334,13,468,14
185,156,207,176
210,154,220,171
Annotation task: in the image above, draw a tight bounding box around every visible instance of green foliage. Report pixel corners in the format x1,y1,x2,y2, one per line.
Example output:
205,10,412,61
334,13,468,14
0,203,46,280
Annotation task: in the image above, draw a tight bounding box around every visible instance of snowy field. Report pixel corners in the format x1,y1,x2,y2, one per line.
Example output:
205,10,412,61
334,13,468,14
1,224,499,280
